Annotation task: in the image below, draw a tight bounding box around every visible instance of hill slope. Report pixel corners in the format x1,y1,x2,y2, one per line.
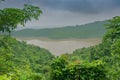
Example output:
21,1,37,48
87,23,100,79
0,36,54,79
12,20,107,39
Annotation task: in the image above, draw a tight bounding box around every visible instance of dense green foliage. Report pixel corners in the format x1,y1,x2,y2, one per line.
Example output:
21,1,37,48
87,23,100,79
0,4,42,34
50,56,107,80
103,16,120,42
0,36,54,80
12,21,106,39
66,16,120,80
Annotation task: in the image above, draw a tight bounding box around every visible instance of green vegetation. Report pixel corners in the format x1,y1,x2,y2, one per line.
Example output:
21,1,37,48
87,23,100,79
0,4,42,34
50,56,107,80
1,13,120,80
12,21,106,39
66,16,120,80
0,1,54,79
0,0,120,80
48,16,120,80
0,36,54,80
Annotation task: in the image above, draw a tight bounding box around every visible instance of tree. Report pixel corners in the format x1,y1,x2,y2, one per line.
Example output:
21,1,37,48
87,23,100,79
50,56,107,80
103,16,120,42
0,4,42,35
108,39,120,79
50,57,68,80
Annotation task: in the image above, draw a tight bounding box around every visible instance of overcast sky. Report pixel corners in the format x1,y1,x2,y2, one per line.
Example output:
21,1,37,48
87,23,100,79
0,0,120,29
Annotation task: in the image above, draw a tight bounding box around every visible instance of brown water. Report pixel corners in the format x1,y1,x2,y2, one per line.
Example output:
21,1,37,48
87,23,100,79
26,38,101,56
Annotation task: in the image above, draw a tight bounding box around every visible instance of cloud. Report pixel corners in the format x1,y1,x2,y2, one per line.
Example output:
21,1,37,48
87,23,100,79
37,0,97,13
36,0,120,14
1,0,120,14
0,0,120,28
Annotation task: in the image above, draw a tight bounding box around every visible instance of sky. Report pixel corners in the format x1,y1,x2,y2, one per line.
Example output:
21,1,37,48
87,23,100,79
0,0,120,29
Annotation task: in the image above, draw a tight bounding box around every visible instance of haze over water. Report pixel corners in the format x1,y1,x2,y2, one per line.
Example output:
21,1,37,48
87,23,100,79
26,39,100,56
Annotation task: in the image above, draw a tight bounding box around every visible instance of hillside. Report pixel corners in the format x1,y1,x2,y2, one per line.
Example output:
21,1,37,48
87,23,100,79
0,36,54,79
12,20,107,39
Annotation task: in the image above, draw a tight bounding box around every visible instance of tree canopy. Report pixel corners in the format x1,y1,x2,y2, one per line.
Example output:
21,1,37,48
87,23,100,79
0,4,42,34
103,16,120,42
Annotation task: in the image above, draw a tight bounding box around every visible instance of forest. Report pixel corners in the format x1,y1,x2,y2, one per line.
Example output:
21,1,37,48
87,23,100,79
12,21,106,39
0,0,120,80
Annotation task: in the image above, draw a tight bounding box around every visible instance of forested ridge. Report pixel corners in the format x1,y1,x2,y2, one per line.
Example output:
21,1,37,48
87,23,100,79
12,21,106,39
0,0,120,80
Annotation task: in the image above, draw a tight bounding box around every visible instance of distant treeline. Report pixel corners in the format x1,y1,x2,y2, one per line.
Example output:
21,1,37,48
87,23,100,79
12,21,107,39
